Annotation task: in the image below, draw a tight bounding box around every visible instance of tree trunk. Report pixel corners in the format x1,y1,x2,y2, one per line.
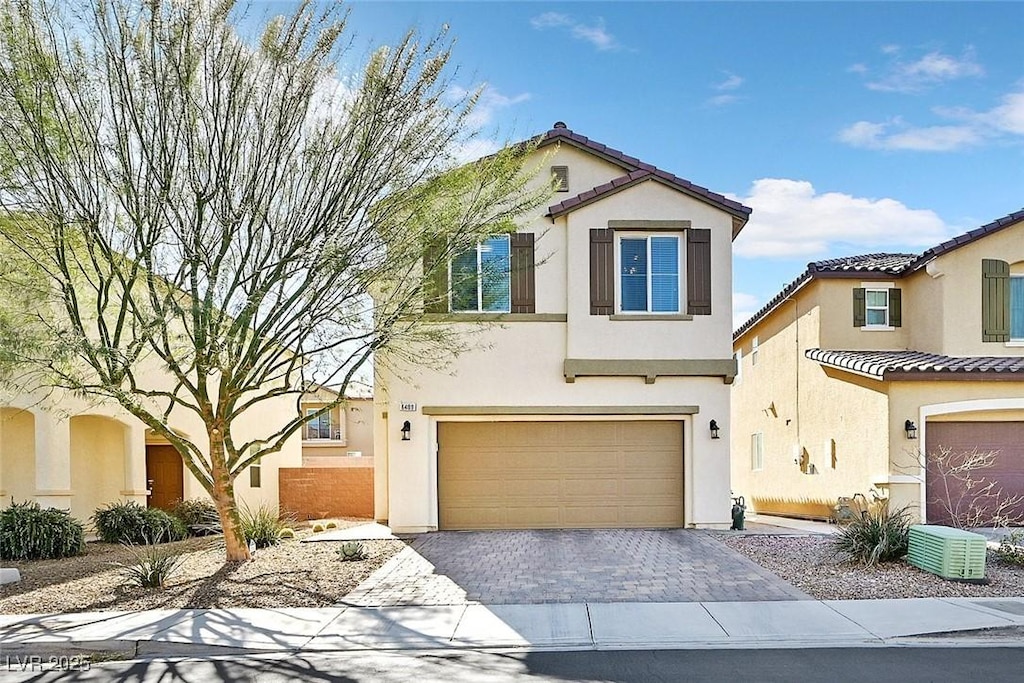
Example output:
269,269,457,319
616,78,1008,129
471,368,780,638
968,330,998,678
209,432,250,562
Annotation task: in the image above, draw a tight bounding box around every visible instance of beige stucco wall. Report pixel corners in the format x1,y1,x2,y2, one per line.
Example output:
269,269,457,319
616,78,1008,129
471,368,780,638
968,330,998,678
731,284,890,518
0,408,35,502
912,218,1024,356
376,142,738,533
816,278,910,351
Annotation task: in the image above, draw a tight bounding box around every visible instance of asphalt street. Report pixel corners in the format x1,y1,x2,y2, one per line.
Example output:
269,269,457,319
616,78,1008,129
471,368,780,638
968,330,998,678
3,647,1022,682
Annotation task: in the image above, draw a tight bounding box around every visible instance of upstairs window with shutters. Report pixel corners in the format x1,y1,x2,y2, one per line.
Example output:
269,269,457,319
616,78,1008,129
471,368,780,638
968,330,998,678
982,259,1011,342
853,285,901,329
451,236,511,312
617,234,681,313
1011,275,1024,341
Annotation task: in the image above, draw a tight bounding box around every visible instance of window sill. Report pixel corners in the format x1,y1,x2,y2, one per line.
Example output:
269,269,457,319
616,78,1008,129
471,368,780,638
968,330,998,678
422,313,567,322
1006,341,1024,347
860,325,895,332
610,314,694,321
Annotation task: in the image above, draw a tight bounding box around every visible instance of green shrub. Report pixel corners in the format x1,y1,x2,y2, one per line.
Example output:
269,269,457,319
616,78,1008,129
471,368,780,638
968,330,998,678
994,530,1024,567
311,522,326,533
93,501,186,545
0,500,85,560
325,520,339,530
117,541,185,589
239,503,291,549
278,527,296,539
337,541,367,561
832,504,912,566
170,498,221,537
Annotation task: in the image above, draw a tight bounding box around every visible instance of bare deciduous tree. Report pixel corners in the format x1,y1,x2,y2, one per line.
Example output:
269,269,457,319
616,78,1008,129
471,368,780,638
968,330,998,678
0,0,552,560
924,446,1024,529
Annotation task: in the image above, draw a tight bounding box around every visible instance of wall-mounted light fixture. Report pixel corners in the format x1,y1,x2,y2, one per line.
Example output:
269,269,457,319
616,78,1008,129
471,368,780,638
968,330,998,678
904,419,917,440
709,419,721,440
401,420,412,441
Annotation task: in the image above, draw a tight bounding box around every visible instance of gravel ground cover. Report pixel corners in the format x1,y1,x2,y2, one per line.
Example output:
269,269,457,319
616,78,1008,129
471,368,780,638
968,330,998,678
0,524,403,614
716,533,1024,600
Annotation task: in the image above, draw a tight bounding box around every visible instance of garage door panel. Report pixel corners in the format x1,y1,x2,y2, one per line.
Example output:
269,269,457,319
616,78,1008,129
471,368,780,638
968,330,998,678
438,420,684,530
926,421,1024,525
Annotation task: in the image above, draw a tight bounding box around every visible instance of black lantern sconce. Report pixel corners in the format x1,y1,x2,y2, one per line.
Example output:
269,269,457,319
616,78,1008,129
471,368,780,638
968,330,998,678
904,419,917,440
709,419,721,440
401,420,411,441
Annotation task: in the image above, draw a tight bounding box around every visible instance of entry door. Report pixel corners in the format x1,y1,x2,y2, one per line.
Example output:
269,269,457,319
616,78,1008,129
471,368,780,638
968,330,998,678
146,445,184,510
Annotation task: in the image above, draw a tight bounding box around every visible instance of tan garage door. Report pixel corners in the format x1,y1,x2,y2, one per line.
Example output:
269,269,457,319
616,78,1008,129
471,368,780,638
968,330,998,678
926,421,1024,525
438,420,684,530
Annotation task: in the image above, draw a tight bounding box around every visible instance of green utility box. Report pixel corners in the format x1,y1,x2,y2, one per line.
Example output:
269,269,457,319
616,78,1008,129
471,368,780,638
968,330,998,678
907,525,987,580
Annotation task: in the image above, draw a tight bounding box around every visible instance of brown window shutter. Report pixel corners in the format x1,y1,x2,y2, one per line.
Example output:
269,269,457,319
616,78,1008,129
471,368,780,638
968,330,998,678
852,288,866,327
510,233,535,313
422,241,448,314
686,229,712,315
551,165,569,192
982,258,1010,342
590,228,614,315
889,288,902,327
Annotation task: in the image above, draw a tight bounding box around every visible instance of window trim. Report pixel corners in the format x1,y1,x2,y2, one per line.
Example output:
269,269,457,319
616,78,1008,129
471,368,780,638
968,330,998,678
750,432,764,471
751,337,759,366
860,281,895,330
613,232,684,315
450,235,512,314
1010,274,1024,342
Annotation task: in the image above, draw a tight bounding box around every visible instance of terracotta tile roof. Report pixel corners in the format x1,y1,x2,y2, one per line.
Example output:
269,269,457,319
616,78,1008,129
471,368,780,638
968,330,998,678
805,349,1024,380
734,207,1024,341
907,207,1024,271
809,253,918,274
532,123,751,220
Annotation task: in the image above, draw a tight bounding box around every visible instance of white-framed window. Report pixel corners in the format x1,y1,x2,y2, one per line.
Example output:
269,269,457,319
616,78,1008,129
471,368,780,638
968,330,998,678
864,288,889,326
246,445,261,488
616,233,682,313
1011,275,1024,341
304,408,338,440
451,235,511,313
751,336,759,365
750,432,764,471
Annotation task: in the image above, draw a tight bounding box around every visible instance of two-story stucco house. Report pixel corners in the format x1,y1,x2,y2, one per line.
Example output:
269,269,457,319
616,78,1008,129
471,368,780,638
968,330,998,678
731,208,1024,525
374,123,751,533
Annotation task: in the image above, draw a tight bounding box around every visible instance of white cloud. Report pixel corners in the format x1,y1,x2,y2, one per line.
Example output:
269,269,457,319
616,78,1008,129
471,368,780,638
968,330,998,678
731,179,952,259
706,94,740,108
733,292,761,330
839,88,1024,152
714,72,744,91
448,85,531,130
529,12,620,51
856,46,984,93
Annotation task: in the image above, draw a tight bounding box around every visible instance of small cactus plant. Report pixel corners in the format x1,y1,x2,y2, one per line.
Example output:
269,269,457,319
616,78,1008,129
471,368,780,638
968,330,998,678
325,520,339,530
337,541,367,561
278,527,296,539
311,522,326,533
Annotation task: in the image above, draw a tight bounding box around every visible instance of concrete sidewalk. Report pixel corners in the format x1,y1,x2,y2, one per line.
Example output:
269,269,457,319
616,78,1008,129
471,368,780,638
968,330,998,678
3,597,1023,658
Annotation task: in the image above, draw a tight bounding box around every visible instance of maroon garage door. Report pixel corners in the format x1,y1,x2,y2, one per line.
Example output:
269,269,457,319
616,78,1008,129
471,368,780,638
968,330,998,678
925,421,1024,526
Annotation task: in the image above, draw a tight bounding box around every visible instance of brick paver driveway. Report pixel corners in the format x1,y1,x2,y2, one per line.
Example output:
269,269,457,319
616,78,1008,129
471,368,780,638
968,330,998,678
345,529,810,606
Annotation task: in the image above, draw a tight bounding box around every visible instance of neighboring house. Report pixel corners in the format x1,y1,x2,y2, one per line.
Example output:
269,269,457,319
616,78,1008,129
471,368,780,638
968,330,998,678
299,387,374,465
0,385,301,526
374,122,751,533
731,209,1024,525
276,387,376,521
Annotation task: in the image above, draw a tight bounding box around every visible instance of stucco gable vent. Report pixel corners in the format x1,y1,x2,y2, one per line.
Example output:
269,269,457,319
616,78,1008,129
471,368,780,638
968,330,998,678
551,165,569,192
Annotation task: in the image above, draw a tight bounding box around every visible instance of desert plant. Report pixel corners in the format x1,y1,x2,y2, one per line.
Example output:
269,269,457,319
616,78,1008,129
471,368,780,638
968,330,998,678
239,503,292,550
994,530,1024,567
117,541,185,589
278,527,296,539
832,504,913,566
0,500,85,560
93,501,186,545
311,522,326,533
337,541,367,562
325,520,339,530
170,499,222,537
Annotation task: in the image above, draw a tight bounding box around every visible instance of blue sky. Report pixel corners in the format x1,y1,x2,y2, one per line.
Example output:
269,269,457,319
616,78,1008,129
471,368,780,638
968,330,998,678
268,1,1023,328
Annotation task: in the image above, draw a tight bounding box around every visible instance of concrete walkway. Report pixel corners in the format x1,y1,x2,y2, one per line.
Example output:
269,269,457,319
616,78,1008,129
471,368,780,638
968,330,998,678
3,597,1023,657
